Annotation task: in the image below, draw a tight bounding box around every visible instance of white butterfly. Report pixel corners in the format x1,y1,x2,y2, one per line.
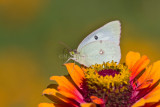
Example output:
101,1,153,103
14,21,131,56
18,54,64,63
68,20,121,67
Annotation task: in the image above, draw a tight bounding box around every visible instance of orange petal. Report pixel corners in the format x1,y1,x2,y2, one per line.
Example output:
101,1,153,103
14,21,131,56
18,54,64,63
126,51,141,70
65,63,85,88
145,92,160,104
38,103,62,107
50,76,84,103
50,76,75,92
43,88,76,106
130,55,150,80
90,96,104,104
138,61,160,89
132,98,145,107
80,103,96,107
144,92,160,105
144,84,160,101
58,86,84,103
145,61,160,86
137,65,153,89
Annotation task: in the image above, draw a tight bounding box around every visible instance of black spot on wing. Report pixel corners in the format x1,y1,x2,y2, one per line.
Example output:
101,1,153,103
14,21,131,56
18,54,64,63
94,35,98,40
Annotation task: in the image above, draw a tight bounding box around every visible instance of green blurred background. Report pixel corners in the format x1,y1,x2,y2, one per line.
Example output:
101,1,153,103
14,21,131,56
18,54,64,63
1,0,160,107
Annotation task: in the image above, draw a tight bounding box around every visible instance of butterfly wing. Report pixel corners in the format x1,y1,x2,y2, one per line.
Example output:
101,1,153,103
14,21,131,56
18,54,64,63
76,40,121,67
77,20,121,51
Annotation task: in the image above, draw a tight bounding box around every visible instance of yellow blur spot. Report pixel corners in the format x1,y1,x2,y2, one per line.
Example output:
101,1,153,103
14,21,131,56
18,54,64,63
0,48,47,107
0,0,49,27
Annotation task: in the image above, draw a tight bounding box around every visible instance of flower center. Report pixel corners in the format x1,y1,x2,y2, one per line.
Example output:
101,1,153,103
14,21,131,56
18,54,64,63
81,61,134,106
98,69,120,77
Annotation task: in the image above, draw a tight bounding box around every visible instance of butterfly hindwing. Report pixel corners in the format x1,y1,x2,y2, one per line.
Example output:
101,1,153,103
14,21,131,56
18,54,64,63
77,40,121,67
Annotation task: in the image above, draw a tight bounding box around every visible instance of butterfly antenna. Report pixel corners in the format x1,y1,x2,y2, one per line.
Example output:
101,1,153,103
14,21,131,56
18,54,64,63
63,48,69,63
59,41,72,51
60,41,73,64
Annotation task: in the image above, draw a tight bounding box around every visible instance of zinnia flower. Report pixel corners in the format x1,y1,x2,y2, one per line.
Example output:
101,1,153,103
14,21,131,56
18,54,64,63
39,51,160,107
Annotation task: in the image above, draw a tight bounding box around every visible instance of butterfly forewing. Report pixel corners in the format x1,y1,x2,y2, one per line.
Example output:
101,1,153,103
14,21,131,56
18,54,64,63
77,20,121,51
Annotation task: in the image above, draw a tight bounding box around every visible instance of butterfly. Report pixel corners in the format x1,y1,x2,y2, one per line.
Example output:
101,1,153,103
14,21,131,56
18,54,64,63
67,20,121,67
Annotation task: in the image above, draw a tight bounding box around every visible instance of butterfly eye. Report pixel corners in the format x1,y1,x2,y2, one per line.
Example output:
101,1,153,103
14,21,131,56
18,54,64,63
94,35,98,40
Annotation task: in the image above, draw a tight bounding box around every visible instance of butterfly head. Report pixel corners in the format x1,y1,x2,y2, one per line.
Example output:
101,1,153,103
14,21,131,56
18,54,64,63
69,49,78,56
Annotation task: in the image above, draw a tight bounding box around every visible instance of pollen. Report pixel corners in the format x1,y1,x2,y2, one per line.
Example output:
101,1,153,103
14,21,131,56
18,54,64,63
84,61,130,91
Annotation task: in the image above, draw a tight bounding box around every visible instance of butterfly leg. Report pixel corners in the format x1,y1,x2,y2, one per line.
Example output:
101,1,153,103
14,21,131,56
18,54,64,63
64,57,71,64
70,61,76,73
64,57,77,64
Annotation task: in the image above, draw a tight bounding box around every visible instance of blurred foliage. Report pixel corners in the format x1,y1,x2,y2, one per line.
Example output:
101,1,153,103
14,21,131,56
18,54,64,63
0,0,160,107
